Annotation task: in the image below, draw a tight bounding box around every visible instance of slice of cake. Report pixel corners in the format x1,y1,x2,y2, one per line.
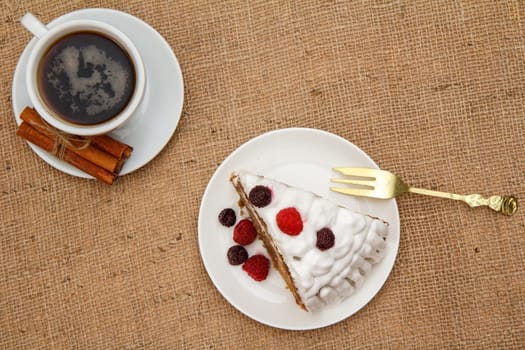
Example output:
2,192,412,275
230,170,389,312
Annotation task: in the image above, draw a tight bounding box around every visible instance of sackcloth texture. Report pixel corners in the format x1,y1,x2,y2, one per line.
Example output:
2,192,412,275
1,0,524,349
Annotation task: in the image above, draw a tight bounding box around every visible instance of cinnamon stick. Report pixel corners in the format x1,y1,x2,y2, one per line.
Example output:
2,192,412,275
19,107,132,173
22,107,133,159
91,134,133,160
16,122,116,185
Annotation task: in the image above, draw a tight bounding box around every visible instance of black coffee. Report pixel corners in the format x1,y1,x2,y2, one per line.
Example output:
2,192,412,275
37,31,136,125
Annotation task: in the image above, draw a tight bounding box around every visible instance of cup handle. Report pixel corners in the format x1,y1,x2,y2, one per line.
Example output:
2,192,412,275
21,13,49,39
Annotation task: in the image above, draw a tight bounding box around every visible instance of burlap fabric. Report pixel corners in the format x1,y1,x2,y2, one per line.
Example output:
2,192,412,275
1,1,524,348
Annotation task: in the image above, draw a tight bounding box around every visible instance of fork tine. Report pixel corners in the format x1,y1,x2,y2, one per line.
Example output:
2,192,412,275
332,167,379,177
330,187,376,197
330,178,375,187
331,186,392,199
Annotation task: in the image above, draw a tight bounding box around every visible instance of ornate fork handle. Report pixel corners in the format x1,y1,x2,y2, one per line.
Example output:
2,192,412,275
463,194,518,215
408,188,518,216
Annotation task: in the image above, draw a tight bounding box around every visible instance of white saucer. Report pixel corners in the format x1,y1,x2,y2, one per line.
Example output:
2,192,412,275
12,8,184,177
198,128,400,330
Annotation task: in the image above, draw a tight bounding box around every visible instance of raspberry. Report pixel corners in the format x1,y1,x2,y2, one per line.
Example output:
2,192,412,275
233,219,257,245
316,228,335,250
218,208,236,227
249,186,272,207
242,254,270,281
227,245,248,265
276,207,303,236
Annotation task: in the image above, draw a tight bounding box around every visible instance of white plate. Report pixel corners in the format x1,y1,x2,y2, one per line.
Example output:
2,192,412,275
12,8,184,177
198,128,400,330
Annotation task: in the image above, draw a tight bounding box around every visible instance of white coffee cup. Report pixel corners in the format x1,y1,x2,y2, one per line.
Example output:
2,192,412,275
21,13,146,136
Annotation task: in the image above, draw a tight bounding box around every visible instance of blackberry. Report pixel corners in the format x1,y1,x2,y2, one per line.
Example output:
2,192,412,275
218,208,236,227
316,228,335,250
227,245,248,265
249,186,272,207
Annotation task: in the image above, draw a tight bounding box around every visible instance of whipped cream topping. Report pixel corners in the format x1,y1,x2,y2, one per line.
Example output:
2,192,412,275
236,171,388,311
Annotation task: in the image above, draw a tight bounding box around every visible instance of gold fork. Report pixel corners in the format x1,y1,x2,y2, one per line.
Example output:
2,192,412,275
330,167,518,216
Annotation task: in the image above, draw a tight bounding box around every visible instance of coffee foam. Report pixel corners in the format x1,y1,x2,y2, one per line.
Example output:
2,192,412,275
46,44,130,116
